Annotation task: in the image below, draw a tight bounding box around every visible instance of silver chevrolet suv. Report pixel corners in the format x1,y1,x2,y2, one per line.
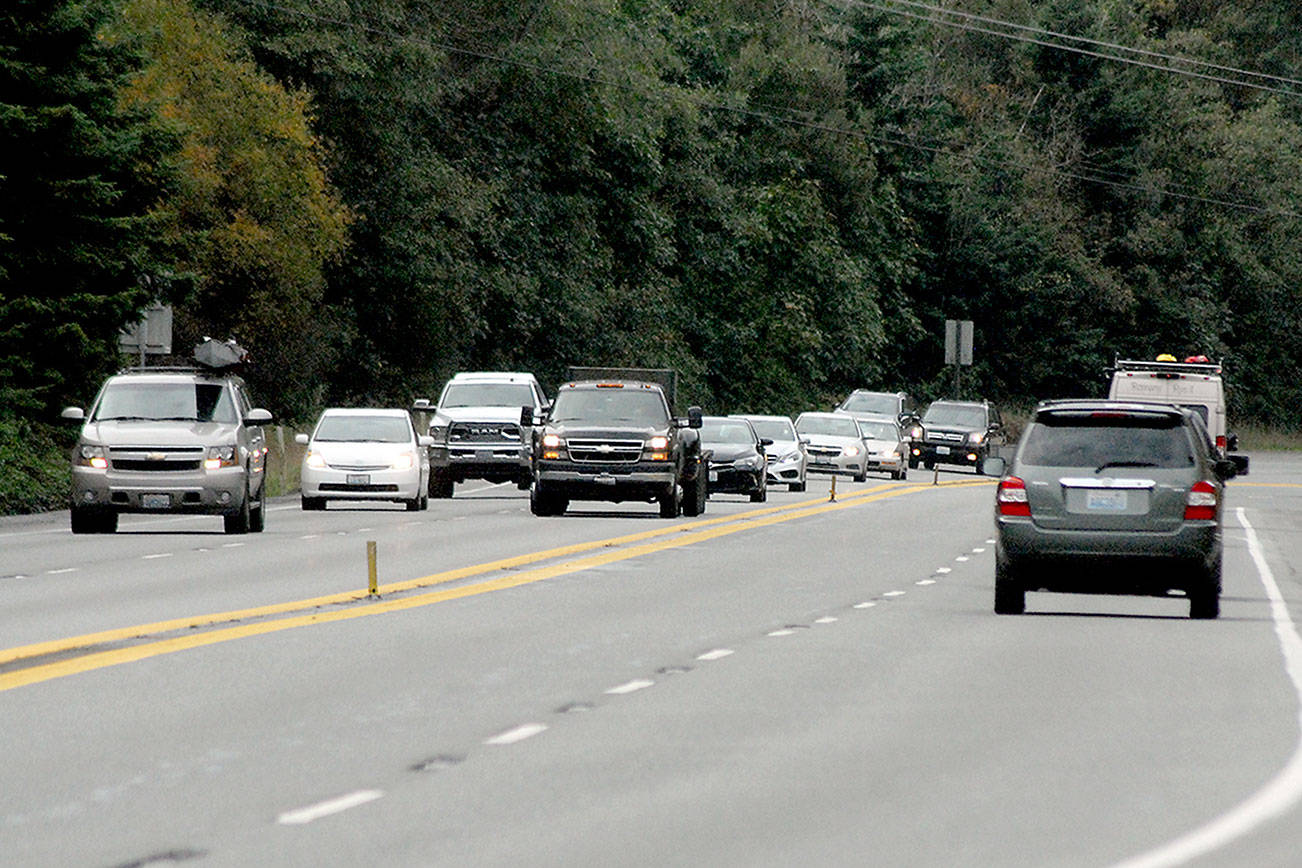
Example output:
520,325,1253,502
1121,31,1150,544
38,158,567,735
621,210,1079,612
61,368,272,534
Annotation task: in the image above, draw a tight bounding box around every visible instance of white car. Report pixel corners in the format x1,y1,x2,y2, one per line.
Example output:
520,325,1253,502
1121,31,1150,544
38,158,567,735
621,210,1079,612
855,416,909,480
732,414,807,491
297,409,432,511
794,412,870,482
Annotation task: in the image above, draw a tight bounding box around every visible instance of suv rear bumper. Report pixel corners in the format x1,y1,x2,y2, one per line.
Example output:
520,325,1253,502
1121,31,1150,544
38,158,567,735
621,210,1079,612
70,466,253,515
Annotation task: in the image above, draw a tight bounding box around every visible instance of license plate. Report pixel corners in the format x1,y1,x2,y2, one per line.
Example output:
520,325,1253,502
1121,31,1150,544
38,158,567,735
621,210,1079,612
141,493,170,509
812,459,833,466
709,470,718,482
1087,490,1127,511
346,474,370,486
935,446,950,455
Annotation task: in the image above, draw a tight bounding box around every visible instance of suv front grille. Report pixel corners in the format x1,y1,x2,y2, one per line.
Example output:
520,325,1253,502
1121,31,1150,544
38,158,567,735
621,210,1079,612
928,432,965,442
449,422,522,444
566,438,644,463
110,447,205,472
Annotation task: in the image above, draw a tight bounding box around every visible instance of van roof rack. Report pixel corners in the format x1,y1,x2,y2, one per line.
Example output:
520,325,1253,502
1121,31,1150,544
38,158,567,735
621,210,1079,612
1112,357,1222,376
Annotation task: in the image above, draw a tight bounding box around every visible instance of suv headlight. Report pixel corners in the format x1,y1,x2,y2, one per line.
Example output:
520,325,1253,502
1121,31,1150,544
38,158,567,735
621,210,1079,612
205,445,239,470
76,444,108,469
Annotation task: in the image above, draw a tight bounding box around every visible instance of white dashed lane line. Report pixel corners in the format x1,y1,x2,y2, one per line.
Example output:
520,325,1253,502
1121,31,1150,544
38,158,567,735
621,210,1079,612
142,553,173,560
882,590,906,598
916,579,936,586
814,616,838,624
484,724,547,746
221,542,244,548
934,567,952,575
606,680,655,695
46,568,77,575
696,649,735,661
955,556,969,562
767,628,797,637
276,789,384,826
853,602,877,609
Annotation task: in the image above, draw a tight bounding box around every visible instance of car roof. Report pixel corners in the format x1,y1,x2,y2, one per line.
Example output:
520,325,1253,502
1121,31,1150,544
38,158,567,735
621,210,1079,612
447,372,538,383
731,414,792,423
319,407,411,417
1033,399,1187,419
108,368,235,384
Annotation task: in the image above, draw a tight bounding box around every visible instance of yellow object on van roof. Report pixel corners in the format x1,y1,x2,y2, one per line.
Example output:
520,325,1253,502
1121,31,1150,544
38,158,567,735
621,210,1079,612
1155,353,1177,362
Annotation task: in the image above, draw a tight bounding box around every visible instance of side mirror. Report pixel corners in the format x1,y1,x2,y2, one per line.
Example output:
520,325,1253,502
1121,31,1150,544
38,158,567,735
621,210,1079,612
418,434,435,448
294,433,309,445
1229,454,1249,476
759,438,773,447
1226,432,1239,452
246,408,273,425
1213,458,1239,481
687,406,703,429
412,398,431,411
61,406,85,422
981,456,1007,477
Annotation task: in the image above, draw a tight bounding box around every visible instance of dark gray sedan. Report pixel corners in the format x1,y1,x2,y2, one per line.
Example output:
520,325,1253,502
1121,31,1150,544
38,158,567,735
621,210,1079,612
984,400,1243,619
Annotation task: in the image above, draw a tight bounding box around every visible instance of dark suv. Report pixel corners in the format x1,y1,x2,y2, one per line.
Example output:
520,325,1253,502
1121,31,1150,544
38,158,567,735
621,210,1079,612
984,400,1241,619
911,400,1005,471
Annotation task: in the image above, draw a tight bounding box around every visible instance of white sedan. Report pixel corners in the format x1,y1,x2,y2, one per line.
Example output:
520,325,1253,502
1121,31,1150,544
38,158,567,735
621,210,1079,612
794,412,870,482
297,408,432,511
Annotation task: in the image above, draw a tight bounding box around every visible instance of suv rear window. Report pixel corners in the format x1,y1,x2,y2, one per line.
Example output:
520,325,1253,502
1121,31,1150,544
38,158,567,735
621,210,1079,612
94,381,237,424
1020,414,1195,469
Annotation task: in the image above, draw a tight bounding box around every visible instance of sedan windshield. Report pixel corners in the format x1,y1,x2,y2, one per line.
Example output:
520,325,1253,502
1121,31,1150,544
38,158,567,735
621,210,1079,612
797,415,860,438
550,389,669,425
746,420,794,441
859,421,900,441
313,415,412,443
1020,417,1194,469
441,383,535,408
701,421,756,445
94,382,237,424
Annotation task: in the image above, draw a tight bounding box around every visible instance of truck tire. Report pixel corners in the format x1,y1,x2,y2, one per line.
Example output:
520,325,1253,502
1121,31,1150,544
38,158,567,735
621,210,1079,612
658,485,680,518
530,484,567,517
71,507,116,534
683,468,707,517
224,489,251,534
429,468,454,499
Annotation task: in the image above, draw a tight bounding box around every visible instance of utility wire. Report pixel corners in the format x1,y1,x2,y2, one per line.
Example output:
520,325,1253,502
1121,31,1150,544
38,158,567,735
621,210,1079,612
857,0,1302,89
223,0,1302,219
850,0,1302,99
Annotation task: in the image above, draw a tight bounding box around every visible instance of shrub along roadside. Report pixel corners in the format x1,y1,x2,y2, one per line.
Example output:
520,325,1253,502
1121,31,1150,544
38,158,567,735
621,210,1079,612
0,420,74,515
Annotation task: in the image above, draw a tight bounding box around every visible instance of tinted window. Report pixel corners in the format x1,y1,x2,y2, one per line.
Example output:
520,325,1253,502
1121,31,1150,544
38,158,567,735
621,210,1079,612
94,381,238,424
841,393,897,414
314,415,413,443
922,404,987,428
1020,416,1195,469
550,388,669,425
441,383,536,408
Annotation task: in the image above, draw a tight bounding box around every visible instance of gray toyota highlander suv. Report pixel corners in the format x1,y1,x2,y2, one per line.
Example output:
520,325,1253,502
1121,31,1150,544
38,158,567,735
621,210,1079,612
984,399,1243,619
62,368,272,534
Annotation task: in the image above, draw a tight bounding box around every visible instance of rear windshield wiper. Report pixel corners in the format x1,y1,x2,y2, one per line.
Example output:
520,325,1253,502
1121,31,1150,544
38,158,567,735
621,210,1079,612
1095,460,1160,474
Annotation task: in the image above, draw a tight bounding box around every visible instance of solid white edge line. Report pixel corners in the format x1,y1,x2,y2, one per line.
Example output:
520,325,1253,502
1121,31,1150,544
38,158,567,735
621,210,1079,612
276,789,384,825
1113,508,1302,868
484,723,547,746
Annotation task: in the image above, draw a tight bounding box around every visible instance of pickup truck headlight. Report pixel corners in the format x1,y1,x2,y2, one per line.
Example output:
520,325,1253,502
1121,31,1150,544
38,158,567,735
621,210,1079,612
967,431,986,445
205,445,239,470
77,444,108,469
541,432,563,460
428,424,449,443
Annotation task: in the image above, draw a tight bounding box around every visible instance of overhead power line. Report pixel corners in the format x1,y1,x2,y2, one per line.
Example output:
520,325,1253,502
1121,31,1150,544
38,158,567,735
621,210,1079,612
224,0,1301,220
850,0,1302,99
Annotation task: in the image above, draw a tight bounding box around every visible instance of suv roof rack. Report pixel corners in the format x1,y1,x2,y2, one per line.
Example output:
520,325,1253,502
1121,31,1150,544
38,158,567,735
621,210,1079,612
1112,357,1222,375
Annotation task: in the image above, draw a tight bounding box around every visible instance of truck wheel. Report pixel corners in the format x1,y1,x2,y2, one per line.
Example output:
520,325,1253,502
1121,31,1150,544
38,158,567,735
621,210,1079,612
530,484,566,517
429,468,454,499
71,507,115,534
516,472,532,491
683,470,707,517
658,485,680,518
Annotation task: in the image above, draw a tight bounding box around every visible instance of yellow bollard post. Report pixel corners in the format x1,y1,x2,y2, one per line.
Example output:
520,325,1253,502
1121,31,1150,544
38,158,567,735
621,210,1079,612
933,462,940,486
367,540,378,596
829,474,837,502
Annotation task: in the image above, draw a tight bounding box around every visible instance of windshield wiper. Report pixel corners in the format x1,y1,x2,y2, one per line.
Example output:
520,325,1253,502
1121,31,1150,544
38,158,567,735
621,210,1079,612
1095,460,1160,474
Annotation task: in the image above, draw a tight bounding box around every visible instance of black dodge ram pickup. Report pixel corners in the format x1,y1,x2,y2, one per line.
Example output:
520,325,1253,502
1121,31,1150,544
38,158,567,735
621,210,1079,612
530,380,708,518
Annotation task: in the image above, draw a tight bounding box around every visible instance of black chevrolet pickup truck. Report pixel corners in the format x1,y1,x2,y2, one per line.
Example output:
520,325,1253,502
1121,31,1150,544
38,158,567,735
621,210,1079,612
530,379,708,517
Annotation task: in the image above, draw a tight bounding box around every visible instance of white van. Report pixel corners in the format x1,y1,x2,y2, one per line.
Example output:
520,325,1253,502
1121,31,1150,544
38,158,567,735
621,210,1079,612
1108,357,1234,453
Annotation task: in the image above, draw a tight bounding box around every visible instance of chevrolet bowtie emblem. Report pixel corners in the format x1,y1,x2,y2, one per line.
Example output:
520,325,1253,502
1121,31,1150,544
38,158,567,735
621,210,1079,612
148,452,166,461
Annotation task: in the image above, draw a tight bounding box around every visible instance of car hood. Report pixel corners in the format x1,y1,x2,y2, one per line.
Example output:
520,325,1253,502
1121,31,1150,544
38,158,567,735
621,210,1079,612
863,437,901,451
308,441,415,465
706,444,758,462
82,420,241,446
435,406,529,425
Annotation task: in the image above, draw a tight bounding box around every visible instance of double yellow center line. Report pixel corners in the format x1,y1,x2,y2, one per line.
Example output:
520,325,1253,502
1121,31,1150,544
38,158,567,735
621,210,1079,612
1,479,991,692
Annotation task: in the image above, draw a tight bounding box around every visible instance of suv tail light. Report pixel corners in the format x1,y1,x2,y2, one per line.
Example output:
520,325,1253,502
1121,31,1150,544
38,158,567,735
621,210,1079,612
997,476,1031,517
1184,480,1218,520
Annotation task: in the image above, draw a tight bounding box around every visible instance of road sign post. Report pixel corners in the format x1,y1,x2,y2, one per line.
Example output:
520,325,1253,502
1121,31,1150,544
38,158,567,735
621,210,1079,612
944,319,974,397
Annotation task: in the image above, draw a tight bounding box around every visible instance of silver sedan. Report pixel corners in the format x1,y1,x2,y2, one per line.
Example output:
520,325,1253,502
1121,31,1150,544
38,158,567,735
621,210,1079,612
794,412,870,482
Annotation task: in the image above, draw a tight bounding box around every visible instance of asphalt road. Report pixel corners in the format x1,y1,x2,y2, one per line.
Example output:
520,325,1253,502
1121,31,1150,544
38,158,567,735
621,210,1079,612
2,457,1300,867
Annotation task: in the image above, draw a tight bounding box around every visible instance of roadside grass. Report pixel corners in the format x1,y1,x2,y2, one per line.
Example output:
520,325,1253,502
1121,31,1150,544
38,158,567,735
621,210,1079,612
0,420,73,514
1232,423,1302,452
264,426,307,497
